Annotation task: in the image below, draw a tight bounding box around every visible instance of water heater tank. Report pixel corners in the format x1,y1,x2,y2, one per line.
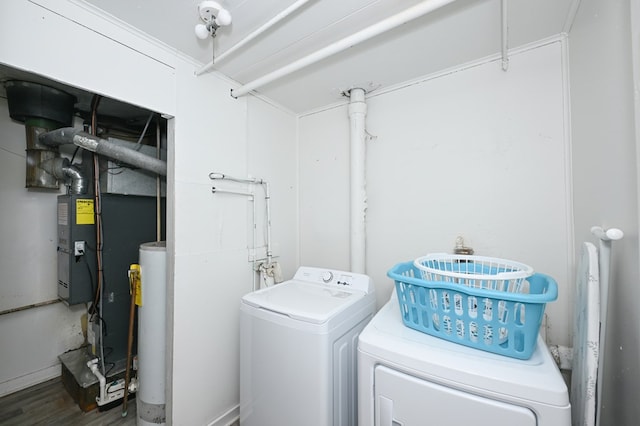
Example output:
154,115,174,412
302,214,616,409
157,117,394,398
137,241,167,426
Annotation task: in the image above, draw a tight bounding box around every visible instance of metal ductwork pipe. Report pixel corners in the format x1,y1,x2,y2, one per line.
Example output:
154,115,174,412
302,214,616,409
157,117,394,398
39,127,167,177
39,157,87,194
4,81,77,190
24,119,63,189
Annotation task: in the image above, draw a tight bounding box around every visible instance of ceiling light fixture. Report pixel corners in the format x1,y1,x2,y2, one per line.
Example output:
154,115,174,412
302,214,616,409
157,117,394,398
195,1,232,40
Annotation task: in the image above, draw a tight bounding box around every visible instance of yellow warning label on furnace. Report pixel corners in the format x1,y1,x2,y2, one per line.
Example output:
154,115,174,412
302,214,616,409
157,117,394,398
76,199,95,225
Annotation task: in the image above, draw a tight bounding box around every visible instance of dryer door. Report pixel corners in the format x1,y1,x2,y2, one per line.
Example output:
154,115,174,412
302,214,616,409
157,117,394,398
374,366,536,426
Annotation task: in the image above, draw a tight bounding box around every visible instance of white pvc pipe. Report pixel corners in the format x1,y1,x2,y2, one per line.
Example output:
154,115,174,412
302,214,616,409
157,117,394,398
349,88,367,274
209,172,273,265
264,181,273,265
501,0,509,71
231,0,457,98
212,187,254,197
87,359,106,405
209,172,260,184
252,188,258,291
196,0,314,75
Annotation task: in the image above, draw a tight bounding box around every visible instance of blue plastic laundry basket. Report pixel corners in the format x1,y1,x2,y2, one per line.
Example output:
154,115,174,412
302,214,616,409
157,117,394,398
387,261,558,360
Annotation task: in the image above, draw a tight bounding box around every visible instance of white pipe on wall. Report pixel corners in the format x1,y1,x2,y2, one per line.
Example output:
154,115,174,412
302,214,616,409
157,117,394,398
349,88,367,274
212,187,254,197
209,172,278,280
263,181,273,265
196,0,314,75
590,226,623,426
501,0,509,71
231,0,457,98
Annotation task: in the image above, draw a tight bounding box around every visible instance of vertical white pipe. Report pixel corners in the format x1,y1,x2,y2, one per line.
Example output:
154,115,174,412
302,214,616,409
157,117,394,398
501,0,509,71
349,88,367,274
156,120,162,242
252,186,258,291
264,181,273,265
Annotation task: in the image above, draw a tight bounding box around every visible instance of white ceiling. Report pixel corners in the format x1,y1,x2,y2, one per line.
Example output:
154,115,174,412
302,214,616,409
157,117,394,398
84,0,576,114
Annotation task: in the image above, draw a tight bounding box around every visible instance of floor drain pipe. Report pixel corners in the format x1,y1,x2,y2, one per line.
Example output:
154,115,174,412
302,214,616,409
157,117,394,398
348,88,367,274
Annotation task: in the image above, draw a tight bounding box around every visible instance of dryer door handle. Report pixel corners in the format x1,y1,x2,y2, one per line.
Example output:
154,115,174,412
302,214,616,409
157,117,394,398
378,396,402,426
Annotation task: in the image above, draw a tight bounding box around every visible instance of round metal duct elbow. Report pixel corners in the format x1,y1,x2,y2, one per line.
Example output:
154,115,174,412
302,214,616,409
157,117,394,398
38,157,87,194
62,163,87,194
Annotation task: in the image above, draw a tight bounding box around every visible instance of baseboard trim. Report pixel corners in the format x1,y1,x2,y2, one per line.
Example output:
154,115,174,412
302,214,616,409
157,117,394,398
0,364,61,397
208,404,239,426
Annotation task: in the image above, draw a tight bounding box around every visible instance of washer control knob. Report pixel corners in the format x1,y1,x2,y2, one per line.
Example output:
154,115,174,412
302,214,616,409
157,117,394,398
321,271,334,283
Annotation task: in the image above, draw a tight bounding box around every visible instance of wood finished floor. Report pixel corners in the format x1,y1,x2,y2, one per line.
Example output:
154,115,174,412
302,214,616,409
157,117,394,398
0,378,137,425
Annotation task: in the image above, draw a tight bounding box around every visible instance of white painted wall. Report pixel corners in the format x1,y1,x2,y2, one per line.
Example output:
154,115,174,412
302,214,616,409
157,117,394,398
1,0,177,116
169,64,251,425
0,94,86,396
170,93,299,425
298,105,351,272
0,99,59,313
246,96,299,281
299,41,573,346
0,2,298,425
569,0,640,424
169,67,298,426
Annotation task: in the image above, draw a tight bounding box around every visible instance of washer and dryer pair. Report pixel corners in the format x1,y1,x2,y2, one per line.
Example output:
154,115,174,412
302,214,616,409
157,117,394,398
240,267,570,426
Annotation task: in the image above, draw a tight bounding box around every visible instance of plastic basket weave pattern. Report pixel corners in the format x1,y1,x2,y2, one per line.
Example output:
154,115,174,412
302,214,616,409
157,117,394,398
388,261,558,359
414,253,534,292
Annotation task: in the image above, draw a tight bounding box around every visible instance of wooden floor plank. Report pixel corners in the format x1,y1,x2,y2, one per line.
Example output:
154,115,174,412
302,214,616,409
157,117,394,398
0,377,136,426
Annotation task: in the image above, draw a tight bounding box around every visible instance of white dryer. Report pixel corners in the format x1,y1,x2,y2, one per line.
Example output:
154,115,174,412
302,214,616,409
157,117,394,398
240,266,376,426
358,293,570,426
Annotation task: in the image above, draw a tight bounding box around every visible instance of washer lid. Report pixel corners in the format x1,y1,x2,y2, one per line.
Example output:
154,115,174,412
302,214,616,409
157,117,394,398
242,280,366,324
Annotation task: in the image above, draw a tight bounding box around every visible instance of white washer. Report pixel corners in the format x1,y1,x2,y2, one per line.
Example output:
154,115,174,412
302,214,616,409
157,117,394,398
358,293,570,426
240,266,376,426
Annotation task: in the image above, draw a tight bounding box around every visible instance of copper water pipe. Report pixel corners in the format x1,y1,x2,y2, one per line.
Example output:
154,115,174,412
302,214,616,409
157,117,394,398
122,266,139,417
